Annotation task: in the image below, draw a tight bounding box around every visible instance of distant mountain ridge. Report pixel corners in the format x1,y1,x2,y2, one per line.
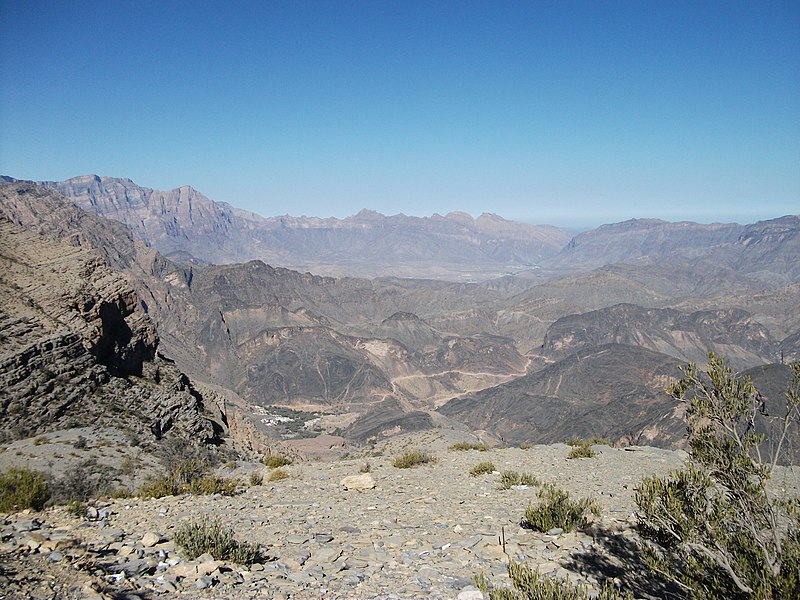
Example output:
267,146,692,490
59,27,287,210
33,175,571,281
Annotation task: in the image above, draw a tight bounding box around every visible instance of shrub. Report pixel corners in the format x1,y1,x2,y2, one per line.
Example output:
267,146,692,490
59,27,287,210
263,455,293,468
634,355,800,598
249,472,264,486
475,560,632,600
449,441,490,452
523,483,599,532
186,475,238,496
392,449,436,468
498,470,539,489
175,517,260,565
72,436,88,449
567,444,597,459
137,459,237,498
0,467,49,512
469,461,496,477
268,468,290,482
49,459,119,503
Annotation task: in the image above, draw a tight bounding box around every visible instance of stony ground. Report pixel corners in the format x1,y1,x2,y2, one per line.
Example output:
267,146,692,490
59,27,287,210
7,429,791,600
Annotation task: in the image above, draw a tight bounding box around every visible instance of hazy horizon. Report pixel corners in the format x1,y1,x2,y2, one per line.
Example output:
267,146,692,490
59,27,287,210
1,1,798,227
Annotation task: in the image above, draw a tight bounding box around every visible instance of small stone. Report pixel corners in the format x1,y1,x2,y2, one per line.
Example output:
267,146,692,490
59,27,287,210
457,589,485,600
340,473,376,490
314,533,334,543
194,575,214,589
546,528,564,536
48,551,63,562
197,560,221,577
85,506,99,519
141,532,162,548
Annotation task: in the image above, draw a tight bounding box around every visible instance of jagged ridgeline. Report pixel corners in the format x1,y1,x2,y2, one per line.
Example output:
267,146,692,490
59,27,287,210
1,176,799,458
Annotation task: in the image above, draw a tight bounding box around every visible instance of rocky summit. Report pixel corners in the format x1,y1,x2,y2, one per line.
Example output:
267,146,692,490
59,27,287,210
1,432,704,599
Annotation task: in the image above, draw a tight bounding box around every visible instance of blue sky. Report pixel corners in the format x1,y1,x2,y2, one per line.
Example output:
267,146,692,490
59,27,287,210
1,1,798,227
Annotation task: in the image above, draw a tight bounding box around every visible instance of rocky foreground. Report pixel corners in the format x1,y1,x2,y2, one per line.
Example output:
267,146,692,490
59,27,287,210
0,429,721,600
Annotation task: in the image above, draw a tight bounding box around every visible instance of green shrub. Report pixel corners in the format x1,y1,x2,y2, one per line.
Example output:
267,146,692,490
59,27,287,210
0,467,49,512
175,517,260,565
392,449,437,468
475,561,632,600
635,355,800,599
469,461,496,477
66,499,87,518
523,483,599,532
498,470,539,489
249,472,264,486
268,468,290,482
567,444,597,459
263,455,293,468
449,441,489,452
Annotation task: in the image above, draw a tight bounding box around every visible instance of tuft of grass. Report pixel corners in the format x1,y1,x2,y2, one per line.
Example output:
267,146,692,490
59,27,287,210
567,444,598,459
519,444,534,450
268,468,290,482
523,483,599,533
175,517,260,565
249,472,264,486
469,461,496,477
392,449,437,469
32,436,49,446
499,470,539,489
449,441,490,452
359,462,372,473
263,455,293,468
0,467,49,512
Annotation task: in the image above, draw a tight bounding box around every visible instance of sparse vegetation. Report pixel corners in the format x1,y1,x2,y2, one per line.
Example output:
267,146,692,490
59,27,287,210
175,516,260,565
263,455,293,468
566,437,612,447
0,467,49,512
523,483,599,533
449,441,490,452
469,461,496,477
567,443,597,459
249,472,264,486
268,468,290,482
359,462,372,473
138,457,237,499
72,436,88,449
475,561,632,600
498,470,539,489
32,436,48,446
635,354,800,599
49,459,119,503
392,449,437,468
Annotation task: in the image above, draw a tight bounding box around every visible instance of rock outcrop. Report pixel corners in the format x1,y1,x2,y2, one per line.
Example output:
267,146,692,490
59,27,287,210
0,183,224,445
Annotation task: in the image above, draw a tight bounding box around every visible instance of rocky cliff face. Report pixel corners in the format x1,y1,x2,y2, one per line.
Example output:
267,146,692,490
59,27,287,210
0,183,224,445
40,175,571,280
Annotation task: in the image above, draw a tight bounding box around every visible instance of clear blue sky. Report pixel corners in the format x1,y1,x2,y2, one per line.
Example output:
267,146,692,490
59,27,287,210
1,1,798,226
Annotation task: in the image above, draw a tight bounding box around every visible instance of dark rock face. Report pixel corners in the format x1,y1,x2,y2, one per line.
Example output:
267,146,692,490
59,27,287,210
0,183,224,445
541,304,777,370
439,344,685,448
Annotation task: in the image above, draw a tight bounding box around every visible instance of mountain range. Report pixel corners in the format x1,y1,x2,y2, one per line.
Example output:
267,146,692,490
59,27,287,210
1,174,798,460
